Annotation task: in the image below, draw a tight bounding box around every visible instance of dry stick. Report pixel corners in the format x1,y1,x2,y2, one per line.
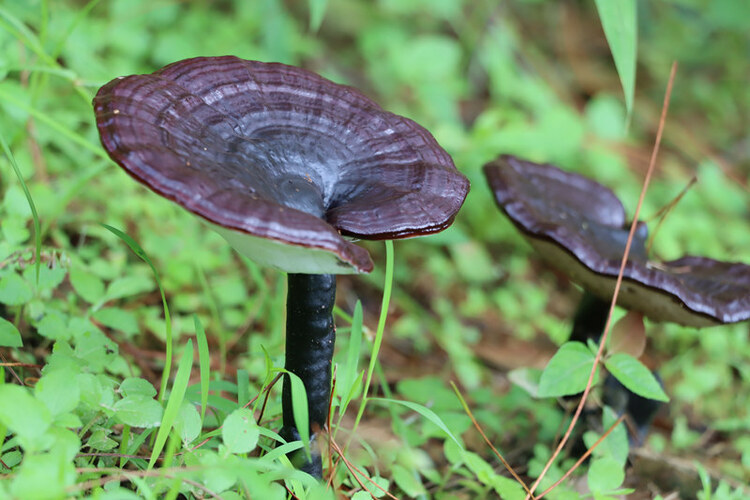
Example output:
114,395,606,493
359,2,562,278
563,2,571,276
328,438,400,500
451,381,535,498
536,415,626,500
645,175,697,256
528,61,678,498
70,467,221,498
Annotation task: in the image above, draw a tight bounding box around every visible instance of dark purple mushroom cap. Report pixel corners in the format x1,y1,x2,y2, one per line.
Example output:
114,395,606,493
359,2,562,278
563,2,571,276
93,56,469,274
484,155,750,327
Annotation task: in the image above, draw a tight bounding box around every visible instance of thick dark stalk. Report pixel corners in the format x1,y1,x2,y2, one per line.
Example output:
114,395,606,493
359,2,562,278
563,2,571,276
570,291,662,444
279,273,336,478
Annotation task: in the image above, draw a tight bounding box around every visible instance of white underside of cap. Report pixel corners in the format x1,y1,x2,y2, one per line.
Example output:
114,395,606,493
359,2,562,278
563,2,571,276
208,221,362,275
528,237,717,328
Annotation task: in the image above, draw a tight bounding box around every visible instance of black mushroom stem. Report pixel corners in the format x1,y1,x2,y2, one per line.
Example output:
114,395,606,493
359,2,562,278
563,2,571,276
279,273,336,477
569,291,663,444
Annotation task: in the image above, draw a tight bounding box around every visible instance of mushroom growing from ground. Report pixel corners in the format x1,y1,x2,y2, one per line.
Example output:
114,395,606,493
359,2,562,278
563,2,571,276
483,155,750,439
94,56,469,477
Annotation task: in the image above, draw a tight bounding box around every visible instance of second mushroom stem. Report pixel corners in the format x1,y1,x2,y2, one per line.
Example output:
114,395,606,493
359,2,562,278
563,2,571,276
280,272,336,478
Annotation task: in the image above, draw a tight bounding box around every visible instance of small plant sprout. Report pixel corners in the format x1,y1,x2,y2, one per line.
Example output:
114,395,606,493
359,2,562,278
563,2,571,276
93,56,469,478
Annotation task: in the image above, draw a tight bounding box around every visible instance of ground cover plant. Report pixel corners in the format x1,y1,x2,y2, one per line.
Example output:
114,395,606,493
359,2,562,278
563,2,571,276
1,1,749,498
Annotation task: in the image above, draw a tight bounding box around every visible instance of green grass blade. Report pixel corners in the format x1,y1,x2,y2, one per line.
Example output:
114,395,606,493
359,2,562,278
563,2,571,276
287,370,311,461
0,132,41,284
308,0,329,32
193,315,210,424
101,224,173,403
348,240,395,447
237,368,250,407
148,339,194,469
0,87,106,159
369,397,464,450
595,0,637,126
119,424,130,469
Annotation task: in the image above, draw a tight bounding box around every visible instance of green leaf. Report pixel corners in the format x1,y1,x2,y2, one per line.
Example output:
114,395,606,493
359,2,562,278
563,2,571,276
587,456,625,493
605,353,669,402
194,314,210,424
595,0,637,124
101,224,173,404
88,427,118,451
0,131,41,284
69,265,105,304
222,408,260,454
92,307,139,335
35,368,81,416
114,395,163,428
0,272,33,306
584,406,629,466
119,377,157,399
287,371,311,460
369,397,464,450
308,0,328,32
0,384,52,446
391,464,427,497
0,317,22,347
338,300,363,413
148,339,194,469
10,452,75,499
538,342,600,397
35,309,69,341
174,401,201,445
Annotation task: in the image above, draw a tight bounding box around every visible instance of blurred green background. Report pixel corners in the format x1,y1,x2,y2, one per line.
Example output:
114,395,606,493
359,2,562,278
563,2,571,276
1,0,748,498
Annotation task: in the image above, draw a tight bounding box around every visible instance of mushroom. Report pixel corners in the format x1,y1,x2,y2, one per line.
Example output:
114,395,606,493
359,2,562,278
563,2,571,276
483,155,750,327
483,154,750,439
94,56,469,477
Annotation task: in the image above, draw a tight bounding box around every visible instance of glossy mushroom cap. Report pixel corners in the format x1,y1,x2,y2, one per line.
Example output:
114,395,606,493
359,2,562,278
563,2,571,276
94,56,469,274
484,155,750,327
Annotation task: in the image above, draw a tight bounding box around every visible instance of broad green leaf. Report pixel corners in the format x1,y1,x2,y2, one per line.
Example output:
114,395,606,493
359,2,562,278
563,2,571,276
222,408,260,454
69,265,105,304
0,272,33,306
196,450,238,492
35,309,70,341
587,456,625,493
0,317,22,347
595,0,637,124
114,395,163,428
605,353,669,402
538,342,599,397
92,307,139,335
35,367,81,416
119,377,157,399
88,427,118,451
0,384,51,446
584,406,629,466
10,452,76,499
391,464,427,497
174,401,201,445
46,427,82,462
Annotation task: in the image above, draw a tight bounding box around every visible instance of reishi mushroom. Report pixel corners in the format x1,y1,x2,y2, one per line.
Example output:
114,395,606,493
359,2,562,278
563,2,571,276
483,155,750,327
483,155,750,439
94,56,469,477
